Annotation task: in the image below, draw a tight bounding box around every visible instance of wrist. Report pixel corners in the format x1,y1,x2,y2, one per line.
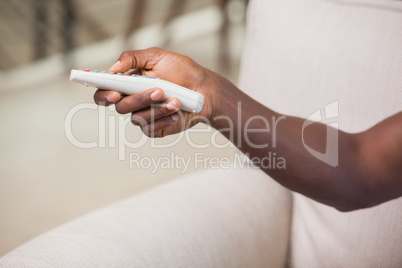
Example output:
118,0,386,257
204,71,242,130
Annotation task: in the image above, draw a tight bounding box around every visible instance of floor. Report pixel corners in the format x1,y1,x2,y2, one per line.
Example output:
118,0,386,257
0,5,246,256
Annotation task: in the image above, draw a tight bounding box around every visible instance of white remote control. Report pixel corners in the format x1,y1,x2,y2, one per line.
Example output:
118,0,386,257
70,69,204,113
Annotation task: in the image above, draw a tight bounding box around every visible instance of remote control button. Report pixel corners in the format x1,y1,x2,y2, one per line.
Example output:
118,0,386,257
109,72,115,74
124,74,129,76
131,74,138,77
101,71,106,73
93,70,99,73
117,73,123,75
142,76,162,80
83,69,90,72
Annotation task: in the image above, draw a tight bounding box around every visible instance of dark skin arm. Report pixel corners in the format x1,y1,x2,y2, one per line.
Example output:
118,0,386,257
94,48,402,212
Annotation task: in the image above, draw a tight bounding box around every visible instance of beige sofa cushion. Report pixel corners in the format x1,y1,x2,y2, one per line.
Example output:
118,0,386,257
0,167,292,268
239,0,402,267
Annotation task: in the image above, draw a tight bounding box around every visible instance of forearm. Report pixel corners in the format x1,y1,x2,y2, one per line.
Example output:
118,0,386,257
97,48,401,211
207,71,369,211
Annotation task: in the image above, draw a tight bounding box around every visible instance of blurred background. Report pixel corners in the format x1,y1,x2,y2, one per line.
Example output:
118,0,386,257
0,0,248,256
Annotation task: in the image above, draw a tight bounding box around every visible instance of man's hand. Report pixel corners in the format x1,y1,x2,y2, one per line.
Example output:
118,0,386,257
94,47,402,211
94,47,215,137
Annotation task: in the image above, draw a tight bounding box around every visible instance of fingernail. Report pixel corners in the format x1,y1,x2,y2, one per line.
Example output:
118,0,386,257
109,60,120,70
171,114,179,121
166,100,177,110
107,92,121,102
150,90,163,101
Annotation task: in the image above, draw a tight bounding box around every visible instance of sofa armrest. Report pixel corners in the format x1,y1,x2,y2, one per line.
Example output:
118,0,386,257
0,167,292,268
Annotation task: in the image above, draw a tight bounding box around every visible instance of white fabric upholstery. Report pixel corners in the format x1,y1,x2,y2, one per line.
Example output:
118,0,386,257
239,0,402,267
0,167,292,268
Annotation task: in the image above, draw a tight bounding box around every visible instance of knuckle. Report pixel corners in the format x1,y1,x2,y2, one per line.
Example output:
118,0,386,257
120,50,131,59
114,103,125,114
93,91,104,105
131,116,139,126
182,56,194,66
93,95,99,105
149,47,161,53
154,105,166,118
139,94,151,107
131,114,145,126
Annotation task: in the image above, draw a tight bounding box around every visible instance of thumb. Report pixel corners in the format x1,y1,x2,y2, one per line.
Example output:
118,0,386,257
108,60,124,73
108,58,134,73
108,48,164,73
